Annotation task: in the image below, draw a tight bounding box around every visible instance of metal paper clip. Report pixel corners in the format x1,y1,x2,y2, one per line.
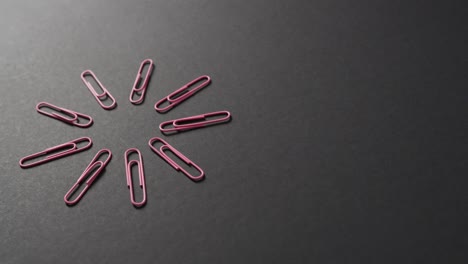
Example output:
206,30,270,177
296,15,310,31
81,70,117,110
124,148,147,207
159,111,231,133
130,59,154,105
148,137,204,181
154,75,211,113
19,137,92,168
36,102,93,128
64,149,112,206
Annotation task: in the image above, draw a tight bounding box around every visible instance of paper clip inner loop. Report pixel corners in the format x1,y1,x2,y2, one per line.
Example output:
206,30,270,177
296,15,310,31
36,102,93,128
81,70,117,110
64,149,112,206
19,137,92,168
124,148,147,207
154,75,211,113
148,137,204,181
130,59,154,105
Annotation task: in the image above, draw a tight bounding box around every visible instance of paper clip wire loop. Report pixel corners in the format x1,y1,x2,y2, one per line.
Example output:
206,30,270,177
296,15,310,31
81,70,117,110
148,137,204,181
130,59,154,105
36,102,93,128
19,137,92,168
64,149,112,206
159,111,231,133
124,148,147,207
154,75,211,113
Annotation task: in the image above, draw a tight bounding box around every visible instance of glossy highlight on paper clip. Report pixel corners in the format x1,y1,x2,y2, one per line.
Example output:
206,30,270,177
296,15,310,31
36,102,93,128
159,111,231,133
81,70,117,110
19,137,92,168
148,137,204,181
154,75,211,113
130,59,154,105
124,148,147,207
64,149,112,206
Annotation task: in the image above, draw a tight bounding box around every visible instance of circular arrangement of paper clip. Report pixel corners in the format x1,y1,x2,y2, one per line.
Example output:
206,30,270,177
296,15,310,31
124,148,147,207
154,75,211,113
19,137,92,168
159,111,231,133
130,59,154,105
36,102,93,128
18,58,232,208
148,137,205,182
64,149,112,206
81,70,117,110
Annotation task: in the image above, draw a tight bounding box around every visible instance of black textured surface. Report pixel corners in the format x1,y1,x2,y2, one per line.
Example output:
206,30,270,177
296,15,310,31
1,0,467,263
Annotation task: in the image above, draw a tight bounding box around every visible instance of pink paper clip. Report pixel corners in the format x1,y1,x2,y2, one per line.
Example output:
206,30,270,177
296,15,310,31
81,70,117,110
19,137,92,168
64,149,112,206
124,148,147,207
154,75,211,113
130,59,154,105
148,137,204,181
36,102,93,128
159,111,231,133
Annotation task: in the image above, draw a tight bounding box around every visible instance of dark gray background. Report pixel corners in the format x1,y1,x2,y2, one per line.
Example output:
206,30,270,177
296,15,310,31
1,0,467,263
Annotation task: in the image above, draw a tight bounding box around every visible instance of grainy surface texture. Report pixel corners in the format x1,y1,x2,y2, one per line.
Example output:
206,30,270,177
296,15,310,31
1,0,467,263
